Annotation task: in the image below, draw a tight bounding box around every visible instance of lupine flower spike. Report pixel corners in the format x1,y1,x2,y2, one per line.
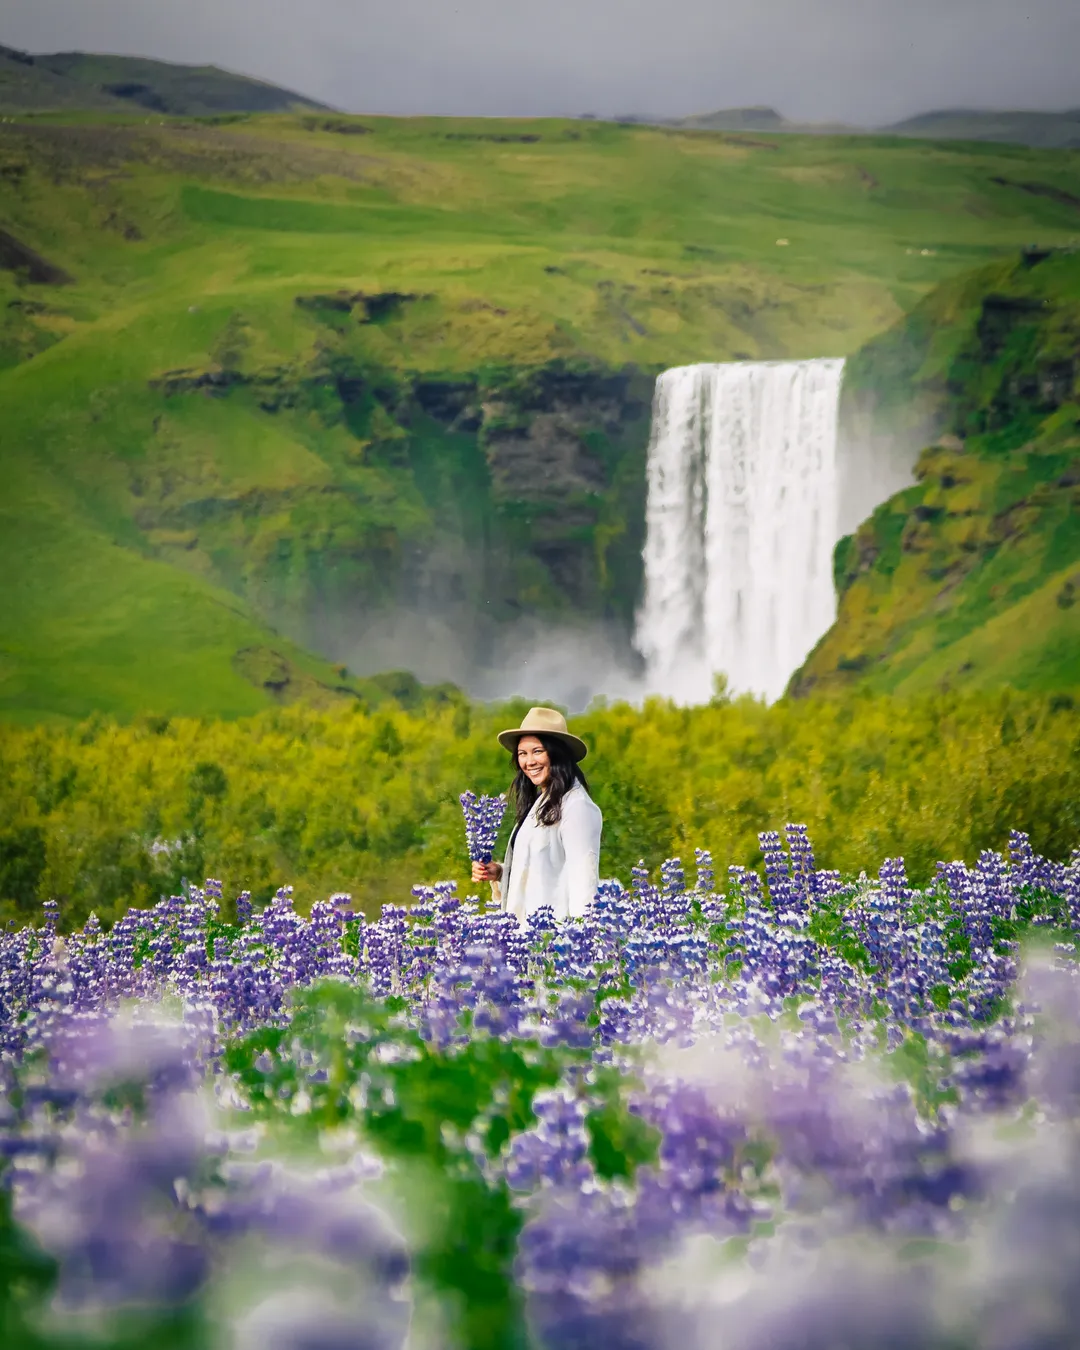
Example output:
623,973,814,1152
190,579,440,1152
460,790,507,863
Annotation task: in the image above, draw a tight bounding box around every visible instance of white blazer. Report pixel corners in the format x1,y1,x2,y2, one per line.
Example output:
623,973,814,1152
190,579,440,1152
493,783,602,925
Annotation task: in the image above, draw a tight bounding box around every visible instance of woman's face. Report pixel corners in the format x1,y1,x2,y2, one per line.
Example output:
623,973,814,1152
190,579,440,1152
516,735,551,788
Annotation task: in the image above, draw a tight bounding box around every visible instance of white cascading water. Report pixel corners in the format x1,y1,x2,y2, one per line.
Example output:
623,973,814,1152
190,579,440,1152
635,359,845,703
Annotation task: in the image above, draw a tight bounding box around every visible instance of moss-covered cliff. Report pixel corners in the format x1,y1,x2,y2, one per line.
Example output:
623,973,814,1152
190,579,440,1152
793,248,1080,697
143,313,656,677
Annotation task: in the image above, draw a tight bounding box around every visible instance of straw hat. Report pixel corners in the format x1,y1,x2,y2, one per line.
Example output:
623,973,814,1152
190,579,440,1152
497,706,588,762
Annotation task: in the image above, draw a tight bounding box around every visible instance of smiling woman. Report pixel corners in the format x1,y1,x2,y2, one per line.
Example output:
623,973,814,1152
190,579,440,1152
472,705,603,925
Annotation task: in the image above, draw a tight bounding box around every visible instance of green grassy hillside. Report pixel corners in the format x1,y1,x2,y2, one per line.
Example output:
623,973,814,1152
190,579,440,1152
0,45,119,112
2,111,1079,719
793,247,1080,698
0,44,329,114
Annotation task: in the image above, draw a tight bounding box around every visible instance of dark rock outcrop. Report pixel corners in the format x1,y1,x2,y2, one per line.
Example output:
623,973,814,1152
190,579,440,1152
484,413,607,502
0,228,73,285
150,367,247,396
300,117,372,136
102,82,168,112
444,132,541,144
989,176,1080,212
294,290,427,323
413,378,481,430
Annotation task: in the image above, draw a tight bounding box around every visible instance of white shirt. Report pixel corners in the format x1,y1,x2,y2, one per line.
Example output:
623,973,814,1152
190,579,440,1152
493,783,602,925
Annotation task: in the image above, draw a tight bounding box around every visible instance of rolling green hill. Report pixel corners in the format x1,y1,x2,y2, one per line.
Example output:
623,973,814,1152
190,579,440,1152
1,110,1079,720
0,44,329,115
672,107,856,136
673,106,1080,150
883,109,1080,152
793,247,1080,698
0,45,119,112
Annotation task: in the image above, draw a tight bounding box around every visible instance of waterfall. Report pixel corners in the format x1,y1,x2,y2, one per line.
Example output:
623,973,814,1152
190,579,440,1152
635,359,845,703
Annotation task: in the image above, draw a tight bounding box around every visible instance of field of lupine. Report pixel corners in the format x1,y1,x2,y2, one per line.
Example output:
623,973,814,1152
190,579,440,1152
3,796,1080,1350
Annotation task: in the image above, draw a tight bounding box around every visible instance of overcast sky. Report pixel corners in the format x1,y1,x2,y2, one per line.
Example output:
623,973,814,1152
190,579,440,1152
4,0,1079,125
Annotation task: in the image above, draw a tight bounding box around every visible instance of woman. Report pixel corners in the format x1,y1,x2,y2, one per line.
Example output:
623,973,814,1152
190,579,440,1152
472,706,602,925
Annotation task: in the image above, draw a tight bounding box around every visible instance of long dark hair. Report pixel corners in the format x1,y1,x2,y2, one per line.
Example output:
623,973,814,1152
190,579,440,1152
508,734,590,828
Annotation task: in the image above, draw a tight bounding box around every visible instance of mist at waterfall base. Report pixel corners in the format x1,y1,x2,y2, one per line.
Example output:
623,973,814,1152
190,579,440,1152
336,359,906,712
336,603,644,713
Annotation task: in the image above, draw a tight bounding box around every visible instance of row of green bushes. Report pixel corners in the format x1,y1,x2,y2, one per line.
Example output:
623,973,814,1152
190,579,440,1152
1,688,1078,928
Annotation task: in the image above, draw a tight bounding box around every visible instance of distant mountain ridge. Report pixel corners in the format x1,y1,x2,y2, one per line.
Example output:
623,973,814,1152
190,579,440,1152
883,107,1080,150
0,43,331,115
2,43,1077,149
670,104,1080,150
673,106,857,136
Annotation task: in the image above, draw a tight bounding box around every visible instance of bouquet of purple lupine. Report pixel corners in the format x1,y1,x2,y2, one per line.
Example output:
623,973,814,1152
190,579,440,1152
459,790,507,863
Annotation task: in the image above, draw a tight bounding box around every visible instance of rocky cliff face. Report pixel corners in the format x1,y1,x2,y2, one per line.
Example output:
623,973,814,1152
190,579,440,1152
140,322,655,690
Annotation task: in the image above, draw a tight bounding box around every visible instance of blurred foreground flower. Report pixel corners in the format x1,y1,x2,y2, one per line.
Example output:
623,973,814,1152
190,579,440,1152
4,1012,411,1350
1,824,1080,1349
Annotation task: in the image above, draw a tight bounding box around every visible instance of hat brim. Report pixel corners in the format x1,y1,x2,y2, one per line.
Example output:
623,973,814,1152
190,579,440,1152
497,728,588,762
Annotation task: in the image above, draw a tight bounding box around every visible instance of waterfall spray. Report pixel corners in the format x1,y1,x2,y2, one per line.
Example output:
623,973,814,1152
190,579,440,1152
635,359,845,703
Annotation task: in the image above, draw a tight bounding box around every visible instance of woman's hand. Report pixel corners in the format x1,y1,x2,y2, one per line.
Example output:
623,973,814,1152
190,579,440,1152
472,860,503,884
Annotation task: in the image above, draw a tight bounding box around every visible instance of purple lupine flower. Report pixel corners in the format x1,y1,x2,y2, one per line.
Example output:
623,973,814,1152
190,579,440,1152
693,847,715,896
660,857,686,901
589,878,633,942
758,830,789,908
505,1088,593,1191
786,823,815,910
3,818,1080,1349
459,790,507,863
1066,850,1080,932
